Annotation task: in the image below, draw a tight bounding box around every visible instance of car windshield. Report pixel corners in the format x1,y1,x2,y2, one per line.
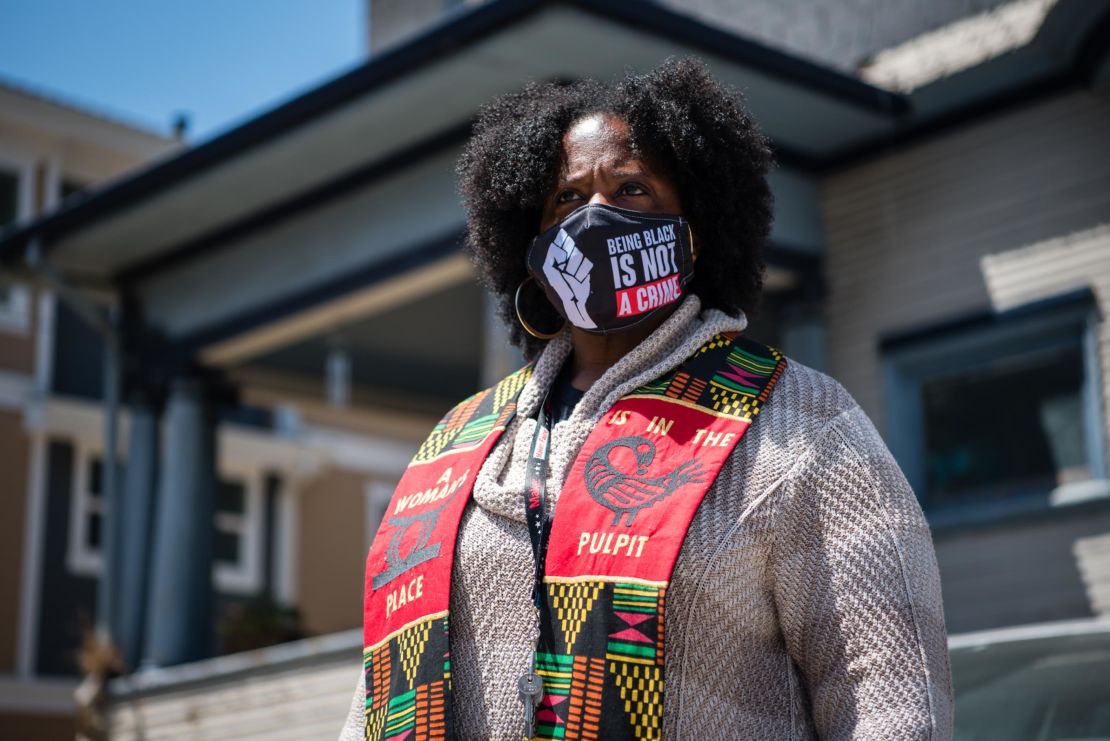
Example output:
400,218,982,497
952,624,1110,740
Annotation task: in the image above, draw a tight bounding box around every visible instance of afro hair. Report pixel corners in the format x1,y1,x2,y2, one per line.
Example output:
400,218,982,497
456,57,774,357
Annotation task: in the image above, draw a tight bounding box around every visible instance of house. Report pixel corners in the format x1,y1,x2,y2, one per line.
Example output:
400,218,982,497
0,0,1107,737
0,78,179,738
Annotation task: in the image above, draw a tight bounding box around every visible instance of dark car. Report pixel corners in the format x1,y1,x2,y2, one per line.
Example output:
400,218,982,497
951,619,1110,740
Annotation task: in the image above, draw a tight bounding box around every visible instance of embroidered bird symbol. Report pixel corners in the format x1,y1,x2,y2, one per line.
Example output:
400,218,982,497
584,436,705,526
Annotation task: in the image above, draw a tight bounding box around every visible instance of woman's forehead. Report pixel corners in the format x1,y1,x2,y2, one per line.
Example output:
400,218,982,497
559,113,644,177
566,113,625,140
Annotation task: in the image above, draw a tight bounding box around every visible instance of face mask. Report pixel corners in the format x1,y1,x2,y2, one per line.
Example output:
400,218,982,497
526,203,695,334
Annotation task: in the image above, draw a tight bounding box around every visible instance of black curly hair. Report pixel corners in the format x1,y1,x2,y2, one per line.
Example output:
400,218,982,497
457,57,774,357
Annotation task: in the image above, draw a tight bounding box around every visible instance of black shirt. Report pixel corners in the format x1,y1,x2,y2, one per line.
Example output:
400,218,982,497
547,361,585,424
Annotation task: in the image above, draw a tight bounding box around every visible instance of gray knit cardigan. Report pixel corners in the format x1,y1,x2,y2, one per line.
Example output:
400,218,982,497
341,296,954,740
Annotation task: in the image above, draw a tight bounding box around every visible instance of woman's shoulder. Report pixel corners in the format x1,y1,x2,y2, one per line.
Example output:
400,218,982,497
748,355,864,459
759,357,912,508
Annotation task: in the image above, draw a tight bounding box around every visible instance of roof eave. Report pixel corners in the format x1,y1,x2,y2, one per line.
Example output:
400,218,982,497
0,0,905,268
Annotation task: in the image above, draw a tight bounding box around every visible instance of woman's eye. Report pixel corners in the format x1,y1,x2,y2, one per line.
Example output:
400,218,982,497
619,183,647,196
555,190,580,204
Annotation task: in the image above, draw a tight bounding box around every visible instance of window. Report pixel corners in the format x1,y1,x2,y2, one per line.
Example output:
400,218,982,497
0,165,31,334
0,167,18,227
214,470,264,593
216,478,248,564
0,281,31,334
82,458,110,551
67,446,264,594
883,292,1107,519
67,450,119,575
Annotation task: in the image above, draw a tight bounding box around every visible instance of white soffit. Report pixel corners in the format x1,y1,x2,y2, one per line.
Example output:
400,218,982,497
197,254,474,366
135,147,465,339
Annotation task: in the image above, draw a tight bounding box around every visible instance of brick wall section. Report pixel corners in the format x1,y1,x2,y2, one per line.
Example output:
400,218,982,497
821,89,1110,433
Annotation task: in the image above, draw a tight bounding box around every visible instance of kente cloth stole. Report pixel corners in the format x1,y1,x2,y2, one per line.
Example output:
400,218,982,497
363,334,786,740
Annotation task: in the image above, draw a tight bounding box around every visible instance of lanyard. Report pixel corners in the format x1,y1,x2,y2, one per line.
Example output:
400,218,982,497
524,394,554,609
519,395,554,739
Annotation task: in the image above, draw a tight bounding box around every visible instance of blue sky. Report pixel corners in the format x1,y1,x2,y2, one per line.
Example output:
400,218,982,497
0,1,365,142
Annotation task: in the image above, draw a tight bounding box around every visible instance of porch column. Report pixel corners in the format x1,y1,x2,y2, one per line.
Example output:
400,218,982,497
114,389,160,670
143,376,217,667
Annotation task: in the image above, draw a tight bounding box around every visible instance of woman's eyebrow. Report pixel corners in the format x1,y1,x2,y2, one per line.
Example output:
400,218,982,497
609,168,649,179
558,166,651,185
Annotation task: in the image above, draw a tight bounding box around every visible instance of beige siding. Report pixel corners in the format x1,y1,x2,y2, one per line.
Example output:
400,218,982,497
0,410,29,673
821,88,1110,433
297,468,370,636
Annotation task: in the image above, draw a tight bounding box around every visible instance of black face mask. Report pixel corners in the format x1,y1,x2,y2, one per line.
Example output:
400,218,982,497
526,203,695,335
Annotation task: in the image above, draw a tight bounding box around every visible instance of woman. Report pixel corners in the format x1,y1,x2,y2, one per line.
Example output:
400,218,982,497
342,59,953,740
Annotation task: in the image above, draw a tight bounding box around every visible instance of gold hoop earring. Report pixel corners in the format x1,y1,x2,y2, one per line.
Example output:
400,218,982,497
515,277,566,340
687,224,698,262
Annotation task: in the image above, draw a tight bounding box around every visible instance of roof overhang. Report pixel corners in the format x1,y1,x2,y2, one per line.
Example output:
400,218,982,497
910,0,1110,114
1,0,1106,366
834,0,1110,166
0,0,904,282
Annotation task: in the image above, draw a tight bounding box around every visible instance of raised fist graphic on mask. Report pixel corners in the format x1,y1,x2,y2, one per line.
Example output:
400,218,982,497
542,229,596,329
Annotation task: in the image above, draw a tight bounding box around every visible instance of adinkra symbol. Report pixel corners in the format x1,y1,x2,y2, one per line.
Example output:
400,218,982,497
371,469,467,590
584,436,705,526
371,508,445,590
543,229,596,329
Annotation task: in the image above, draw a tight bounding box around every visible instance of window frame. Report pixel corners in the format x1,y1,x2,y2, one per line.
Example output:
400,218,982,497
214,463,265,594
66,442,266,595
65,440,109,576
882,292,1108,524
